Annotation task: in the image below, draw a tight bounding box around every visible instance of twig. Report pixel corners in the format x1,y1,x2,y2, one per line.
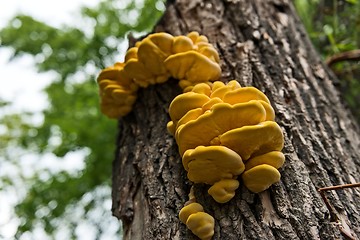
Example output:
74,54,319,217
326,49,360,67
318,183,360,192
318,183,360,240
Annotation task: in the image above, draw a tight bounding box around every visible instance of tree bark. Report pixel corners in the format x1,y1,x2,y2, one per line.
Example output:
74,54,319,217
112,0,360,239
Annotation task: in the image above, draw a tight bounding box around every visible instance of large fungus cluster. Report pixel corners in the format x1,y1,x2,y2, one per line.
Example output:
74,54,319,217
97,32,285,240
167,80,285,199
97,31,221,118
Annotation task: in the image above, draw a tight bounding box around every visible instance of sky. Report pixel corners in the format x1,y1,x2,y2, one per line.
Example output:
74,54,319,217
0,1,120,239
0,0,99,113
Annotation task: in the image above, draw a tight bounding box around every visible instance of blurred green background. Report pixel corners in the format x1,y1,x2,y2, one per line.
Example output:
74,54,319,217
0,0,358,239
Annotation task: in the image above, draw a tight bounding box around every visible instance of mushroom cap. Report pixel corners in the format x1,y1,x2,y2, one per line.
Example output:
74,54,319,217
185,31,219,63
98,63,136,89
179,202,204,224
186,212,215,240
123,33,174,87
124,47,138,62
220,121,284,161
182,146,244,185
145,32,174,54
210,80,241,99
208,179,239,203
137,35,172,76
172,35,194,53
201,97,223,112
100,100,134,118
187,31,209,45
191,82,212,96
223,87,271,105
168,92,210,121
171,108,203,134
241,164,281,193
124,58,162,87
97,65,121,82
245,151,285,170
97,66,138,119
258,100,275,121
197,44,220,63
176,101,267,155
164,51,221,83
111,89,137,102
211,81,226,91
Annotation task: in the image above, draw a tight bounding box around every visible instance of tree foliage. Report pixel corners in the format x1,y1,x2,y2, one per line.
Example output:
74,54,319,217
294,0,360,121
0,0,164,238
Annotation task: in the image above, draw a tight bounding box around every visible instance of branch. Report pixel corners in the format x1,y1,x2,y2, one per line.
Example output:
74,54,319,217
318,183,360,240
326,49,360,67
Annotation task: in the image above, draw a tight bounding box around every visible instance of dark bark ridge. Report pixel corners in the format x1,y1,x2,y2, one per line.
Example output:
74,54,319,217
112,0,360,239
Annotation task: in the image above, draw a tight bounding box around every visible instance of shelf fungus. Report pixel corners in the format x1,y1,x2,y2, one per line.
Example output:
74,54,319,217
167,80,285,198
179,203,215,240
179,188,215,240
165,31,221,88
183,146,244,203
242,151,285,193
165,79,285,238
97,62,138,118
97,31,285,239
97,31,221,119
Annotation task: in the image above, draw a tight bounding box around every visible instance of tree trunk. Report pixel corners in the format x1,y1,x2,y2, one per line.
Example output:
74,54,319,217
112,0,360,239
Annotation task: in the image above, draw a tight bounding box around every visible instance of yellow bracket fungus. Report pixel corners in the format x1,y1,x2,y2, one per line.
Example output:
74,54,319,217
175,101,268,155
182,146,244,185
179,203,215,240
179,188,215,240
97,31,286,239
97,31,221,119
164,51,221,83
97,62,138,118
245,151,285,171
219,121,284,161
242,164,281,193
208,179,240,203
185,212,215,240
167,80,285,199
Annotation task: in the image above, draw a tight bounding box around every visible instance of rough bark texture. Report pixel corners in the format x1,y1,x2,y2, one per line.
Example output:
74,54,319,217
112,0,360,239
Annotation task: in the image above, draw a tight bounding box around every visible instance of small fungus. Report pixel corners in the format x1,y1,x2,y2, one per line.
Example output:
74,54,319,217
241,164,281,193
179,202,204,224
241,151,284,193
124,33,174,87
182,146,245,185
208,179,240,203
245,151,285,170
172,35,194,53
219,121,284,161
168,92,210,124
222,87,271,105
164,51,221,83
186,212,215,240
210,80,241,99
182,146,244,203
97,63,138,118
179,188,215,240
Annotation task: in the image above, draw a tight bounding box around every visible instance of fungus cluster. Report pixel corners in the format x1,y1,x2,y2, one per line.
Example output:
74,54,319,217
179,188,215,240
97,32,221,118
167,80,285,197
97,32,285,240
